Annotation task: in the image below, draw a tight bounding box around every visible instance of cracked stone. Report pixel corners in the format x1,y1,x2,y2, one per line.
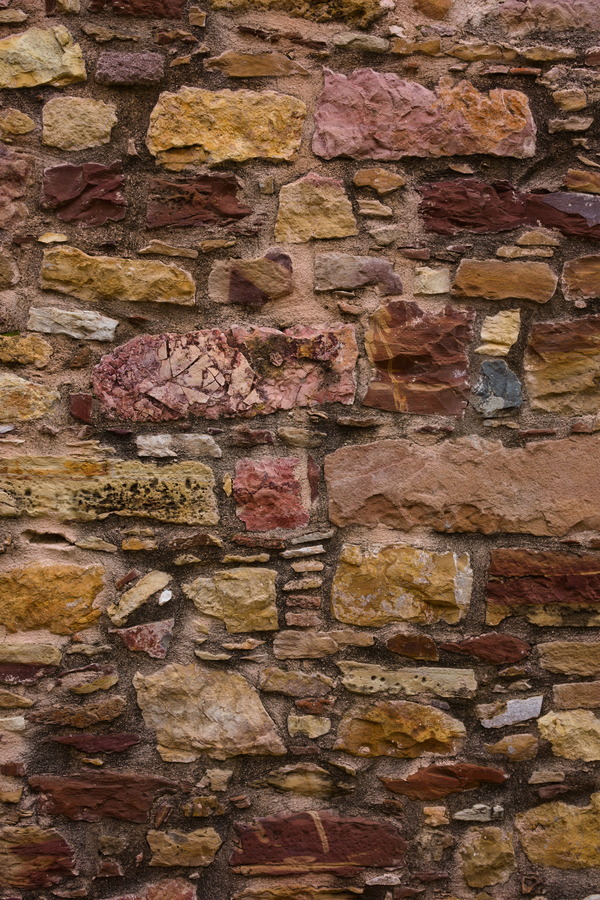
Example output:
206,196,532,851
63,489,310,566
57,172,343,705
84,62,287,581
42,161,126,226
525,314,600,413
0,26,85,88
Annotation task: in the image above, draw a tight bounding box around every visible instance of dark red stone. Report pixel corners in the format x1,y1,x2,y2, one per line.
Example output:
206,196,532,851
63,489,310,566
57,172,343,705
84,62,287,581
380,763,509,800
166,533,222,552
42,162,126,227
89,0,184,15
95,51,164,86
230,811,407,874
230,426,275,447
68,393,94,424
440,633,531,664
49,734,140,753
111,619,173,659
0,663,57,684
233,457,309,532
488,548,600,607
386,634,439,661
28,772,179,823
295,698,335,713
146,174,252,228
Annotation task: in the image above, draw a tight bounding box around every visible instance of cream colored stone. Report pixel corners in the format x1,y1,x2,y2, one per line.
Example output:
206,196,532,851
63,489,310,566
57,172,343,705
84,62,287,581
414,266,451,295
0,335,52,368
538,709,600,761
107,571,171,627
287,715,331,738
0,643,61,665
337,661,477,698
0,373,58,422
0,564,103,635
147,828,222,866
183,568,278,633
459,827,515,888
42,97,116,151
275,173,357,243
475,310,521,357
273,629,373,659
516,792,600,869
0,26,85,88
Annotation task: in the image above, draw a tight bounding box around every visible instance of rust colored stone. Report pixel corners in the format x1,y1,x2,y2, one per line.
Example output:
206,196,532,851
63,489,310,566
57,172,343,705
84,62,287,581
363,300,474,416
386,634,439,661
440,633,531,664
41,161,126,227
232,533,285,550
146,174,252,228
562,256,600,302
380,763,509,800
234,457,309,532
111,619,174,658
90,0,184,14
49,734,141,753
230,811,407,875
0,825,76,888
68,393,93,423
230,426,274,447
0,147,33,230
28,696,127,727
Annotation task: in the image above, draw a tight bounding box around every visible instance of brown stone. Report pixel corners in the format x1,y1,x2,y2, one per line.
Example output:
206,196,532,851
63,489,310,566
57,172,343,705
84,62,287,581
440,633,531,664
363,300,474,415
50,733,140,753
147,828,222,866
0,564,103,634
516,792,600,869
562,255,600,302
273,629,373,659
42,161,126,226
90,0,184,15
353,168,406,194
553,680,600,708
210,0,382,25
453,259,557,303
565,168,600,194
386,633,439,660
253,763,341,798
259,667,334,698
0,825,76,888
380,763,508,800
204,51,309,77
209,250,292,308
539,641,600,675
233,458,309,532
413,0,452,17
500,0,600,33
28,696,127,727
146,174,252,228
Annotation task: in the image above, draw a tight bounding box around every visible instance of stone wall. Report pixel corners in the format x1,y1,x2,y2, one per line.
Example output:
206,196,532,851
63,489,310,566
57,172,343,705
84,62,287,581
1,1,600,899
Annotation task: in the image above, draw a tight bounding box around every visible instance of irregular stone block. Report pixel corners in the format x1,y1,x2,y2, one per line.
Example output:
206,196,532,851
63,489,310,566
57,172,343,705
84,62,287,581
28,695,127,727
147,829,222,866
273,629,373,659
337,661,477,697
134,663,286,761
233,457,309,532
254,764,340,798
500,0,600,32
313,71,535,160
0,825,75,888
440,633,530,664
485,734,539,761
230,811,407,875
538,709,600,761
95,51,164,85
209,0,383,26
516,792,600,868
146,174,252,228
562,255,600,302
42,161,126,226
553,680,600,709
525,314,600,413
331,543,472,626
324,435,600,535
41,246,195,306
380,763,508,800
0,373,58,422
50,733,140,753
0,564,103,634
93,325,357,421
459,826,515,888
146,86,306,168
0,26,85,88
209,250,293,308
259,667,335,697
477,696,543,728
354,167,406,194
476,309,521,357
362,300,474,415
112,619,174,659
107,571,171,626
204,51,309,77
28,306,119,342
234,888,360,900
335,699,466,757
539,641,600,675
90,0,184,14
453,259,557,303
183,567,278,632
0,147,32,229
314,253,402,295
0,457,218,525
42,97,117,151
275,173,357,242
472,360,522,417
565,168,600,193
386,633,439,660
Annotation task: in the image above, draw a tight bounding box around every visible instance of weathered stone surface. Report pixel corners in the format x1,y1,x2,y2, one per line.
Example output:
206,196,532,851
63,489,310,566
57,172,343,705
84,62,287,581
93,325,357,421
28,306,119,341
0,249,19,289
41,246,195,306
485,733,539,762
453,259,557,303
275,173,357,243
134,663,285,761
259,667,334,697
516,792,600,868
233,458,309,532
0,825,75,888
253,763,340,798
50,733,140,753
107,571,171,626
273,629,373,659
0,644,61,667
414,0,451,17
112,619,173,659
147,87,306,168
288,714,331,738
315,253,402,295
95,51,164,85
553,680,600,709
472,360,522,417
147,829,222,866
331,544,472,626
204,51,309,77
210,0,383,26
353,168,406,194
0,457,218,525
386,633,439,661
538,709,600,760
90,0,184,13
562,256,600,302
147,174,252,228
337,661,476,697
362,300,474,415
459,827,515,887
381,763,508,800
476,309,521,357
29,772,178,823
440,633,530,664
60,664,118,695
539,642,600,675
0,373,58,422
184,567,278,632
230,811,407,875
500,0,600,32
43,97,117,151
209,250,292,308
42,161,126,226
0,26,85,89
0,564,103,634
325,435,600,535
0,148,32,229
335,699,466,757
0,689,33,708
477,696,543,728
525,315,600,413
28,695,127,727
313,71,535,160
0,107,35,142
234,889,360,900
565,168,600,194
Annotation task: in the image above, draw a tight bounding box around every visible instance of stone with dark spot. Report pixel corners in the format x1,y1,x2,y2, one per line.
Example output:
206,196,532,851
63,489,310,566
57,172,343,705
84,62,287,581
89,0,184,15
380,763,509,800
111,619,174,658
209,250,293,308
0,663,58,684
95,51,164,86
363,300,474,416
49,734,141,753
472,360,522,417
314,253,403,295
440,633,531,664
230,811,407,875
234,457,309,531
0,825,76,888
146,174,252,228
386,634,439,661
41,161,126,227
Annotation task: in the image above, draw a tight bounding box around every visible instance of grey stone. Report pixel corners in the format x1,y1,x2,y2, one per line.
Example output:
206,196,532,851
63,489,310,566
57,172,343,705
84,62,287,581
472,360,522,417
314,253,402,295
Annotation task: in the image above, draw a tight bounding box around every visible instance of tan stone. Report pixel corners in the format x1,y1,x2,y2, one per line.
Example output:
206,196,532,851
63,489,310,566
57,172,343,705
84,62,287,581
353,168,406,195
0,374,58,422
254,764,339,798
334,699,465,757
453,259,557,303
337,661,477,698
459,827,515,888
259,667,335,697
414,0,452,18
107,571,171,627
565,168,600,193
0,26,85,88
0,457,218,525
133,663,286,761
0,108,35,142
208,254,293,306
275,173,357,243
209,0,383,26
273,629,373,659
147,828,222,866
204,51,309,77
539,641,600,676
0,644,61,666
183,568,278,633
0,564,103,635
553,90,588,111
42,97,116,151
234,887,362,900
41,246,195,306
287,714,331,738
562,255,600,302
146,86,306,168
332,544,472,627
0,335,52,368
516,792,600,868
553,680,600,709
0,690,33,709
325,435,600,536
484,733,538,762
517,229,560,246
475,310,521,356
538,709,600,760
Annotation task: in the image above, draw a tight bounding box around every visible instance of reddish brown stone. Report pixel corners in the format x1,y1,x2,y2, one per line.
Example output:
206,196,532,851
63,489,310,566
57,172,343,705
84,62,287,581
29,772,179,823
69,393,94,423
0,663,58,684
380,763,509,800
89,0,184,14
28,696,127,727
111,619,174,659
232,533,286,550
386,634,439,661
363,300,474,416
0,147,33,230
234,457,309,531
49,734,141,753
41,162,126,227
0,825,76,888
230,426,274,447
230,811,407,875
210,250,293,309
93,325,357,422
440,633,531,664
146,174,252,228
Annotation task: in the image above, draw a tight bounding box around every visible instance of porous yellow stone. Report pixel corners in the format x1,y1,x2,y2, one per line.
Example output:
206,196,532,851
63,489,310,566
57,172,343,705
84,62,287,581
0,335,52,368
0,564,103,635
0,26,86,89
537,708,600,761
516,792,600,868
0,373,58,422
42,97,116,151
183,568,278,633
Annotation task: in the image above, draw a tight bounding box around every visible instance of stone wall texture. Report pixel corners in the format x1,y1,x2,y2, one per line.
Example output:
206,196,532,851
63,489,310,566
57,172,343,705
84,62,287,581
2,1,600,900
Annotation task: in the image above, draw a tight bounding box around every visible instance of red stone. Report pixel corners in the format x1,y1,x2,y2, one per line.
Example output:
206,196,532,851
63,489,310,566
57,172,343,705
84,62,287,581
440,633,531,664
0,826,76,888
295,698,335,714
0,663,57,684
232,534,286,549
230,426,274,447
68,393,94,423
146,174,252,228
49,734,140,753
41,162,126,227
90,0,184,14
380,763,509,800
487,548,600,608
234,457,309,531
111,619,174,659
386,634,439,660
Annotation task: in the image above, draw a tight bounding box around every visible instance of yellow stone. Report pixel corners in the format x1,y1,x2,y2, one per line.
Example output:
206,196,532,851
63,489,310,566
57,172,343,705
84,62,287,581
538,709,600,761
331,543,472,627
516,792,600,868
107,571,171,627
42,97,116,151
146,86,306,169
183,568,278,633
0,457,218,525
254,763,339,798
40,246,195,306
0,335,52,368
484,733,538,761
275,173,357,243
0,373,58,422
353,167,406,194
459,827,515,888
0,564,103,635
204,51,309,78
0,108,35,142
337,661,477,698
0,644,61,666
475,310,521,357
0,26,86,89
147,828,222,866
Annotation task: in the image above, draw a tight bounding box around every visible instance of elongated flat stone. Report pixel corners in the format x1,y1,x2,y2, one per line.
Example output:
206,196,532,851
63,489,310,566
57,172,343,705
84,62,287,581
28,307,118,342
49,733,140,753
477,696,543,728
147,828,222,866
500,0,600,32
337,661,477,697
204,51,309,77
147,174,252,228
28,695,126,727
453,259,557,303
315,253,402,295
90,0,184,14
539,641,600,675
381,763,508,800
0,26,85,88
440,633,530,664
209,0,383,26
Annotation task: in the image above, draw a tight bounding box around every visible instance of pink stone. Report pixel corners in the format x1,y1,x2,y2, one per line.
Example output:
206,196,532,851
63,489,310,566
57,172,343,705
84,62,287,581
234,457,309,531
110,619,174,659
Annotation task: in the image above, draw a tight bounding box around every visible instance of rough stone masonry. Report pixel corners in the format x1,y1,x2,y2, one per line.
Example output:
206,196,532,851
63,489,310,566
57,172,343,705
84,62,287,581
3,0,600,899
